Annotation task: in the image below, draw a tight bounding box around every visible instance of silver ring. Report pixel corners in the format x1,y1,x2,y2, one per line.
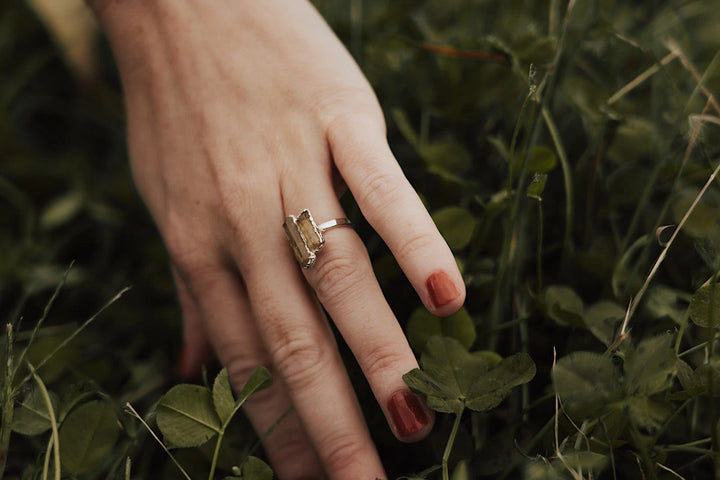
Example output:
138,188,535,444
283,209,353,269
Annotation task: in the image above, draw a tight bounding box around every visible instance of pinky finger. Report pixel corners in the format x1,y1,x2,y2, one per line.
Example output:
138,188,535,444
172,266,214,379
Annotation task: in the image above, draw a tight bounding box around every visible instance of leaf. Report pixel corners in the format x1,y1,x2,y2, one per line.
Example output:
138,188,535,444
403,336,535,414
235,366,273,411
420,142,472,175
542,285,584,327
672,191,720,239
451,459,470,480
11,387,57,436
213,368,235,424
39,189,83,230
58,380,99,423
672,361,720,399
552,352,618,417
406,307,476,352
157,384,221,448
242,456,274,480
625,334,677,395
432,207,475,250
559,452,607,476
644,285,690,325
626,396,672,439
526,173,548,200
584,301,625,346
59,400,120,475
689,282,720,328
465,352,536,412
527,146,557,173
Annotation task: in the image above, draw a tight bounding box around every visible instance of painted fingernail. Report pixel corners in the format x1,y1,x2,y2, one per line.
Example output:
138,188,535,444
388,390,430,438
426,271,460,309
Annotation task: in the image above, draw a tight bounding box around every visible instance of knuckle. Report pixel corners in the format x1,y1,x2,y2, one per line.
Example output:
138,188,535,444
314,87,383,126
223,348,269,391
319,430,367,475
168,246,219,289
312,249,367,304
395,231,436,263
269,330,328,392
360,343,408,378
356,169,403,212
267,428,311,462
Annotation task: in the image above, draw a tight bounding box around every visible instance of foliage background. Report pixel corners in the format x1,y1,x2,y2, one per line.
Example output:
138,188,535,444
2,0,720,478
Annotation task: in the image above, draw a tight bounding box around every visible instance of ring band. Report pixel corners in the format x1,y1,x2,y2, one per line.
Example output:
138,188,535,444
284,209,353,269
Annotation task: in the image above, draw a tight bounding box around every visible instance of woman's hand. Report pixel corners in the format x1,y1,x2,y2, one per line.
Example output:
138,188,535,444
93,0,465,478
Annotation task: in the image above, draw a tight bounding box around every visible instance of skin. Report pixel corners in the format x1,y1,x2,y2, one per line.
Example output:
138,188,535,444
90,0,465,478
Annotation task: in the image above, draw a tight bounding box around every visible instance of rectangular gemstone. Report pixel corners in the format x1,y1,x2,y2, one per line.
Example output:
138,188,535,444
297,210,324,252
284,215,315,268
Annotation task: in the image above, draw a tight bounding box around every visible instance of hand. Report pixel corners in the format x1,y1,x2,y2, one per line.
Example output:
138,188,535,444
93,0,465,478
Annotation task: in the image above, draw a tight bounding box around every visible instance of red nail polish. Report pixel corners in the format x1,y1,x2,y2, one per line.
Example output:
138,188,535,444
426,271,460,308
388,391,430,438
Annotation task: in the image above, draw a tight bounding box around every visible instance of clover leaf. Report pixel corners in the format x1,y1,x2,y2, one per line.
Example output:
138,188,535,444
403,336,536,414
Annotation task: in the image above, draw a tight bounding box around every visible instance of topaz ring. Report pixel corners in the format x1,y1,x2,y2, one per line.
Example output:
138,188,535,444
284,209,353,268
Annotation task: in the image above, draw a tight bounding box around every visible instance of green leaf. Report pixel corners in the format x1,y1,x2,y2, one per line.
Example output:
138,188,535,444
235,366,273,410
213,368,236,424
526,173,548,200
420,142,472,175
432,207,475,250
689,282,720,328
645,285,690,325
59,400,120,475
406,307,476,352
451,459,470,480
542,285,584,327
584,301,625,346
626,396,672,439
527,146,557,173
242,456,273,480
672,191,720,239
39,190,83,230
403,336,535,414
465,352,536,412
552,352,618,417
625,334,677,395
11,387,57,436
559,451,607,476
58,380,100,423
157,384,221,448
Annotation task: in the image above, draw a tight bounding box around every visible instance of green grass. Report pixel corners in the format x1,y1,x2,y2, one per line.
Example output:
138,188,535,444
3,0,720,478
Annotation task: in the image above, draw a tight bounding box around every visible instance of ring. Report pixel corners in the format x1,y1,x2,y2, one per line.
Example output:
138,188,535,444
284,209,353,268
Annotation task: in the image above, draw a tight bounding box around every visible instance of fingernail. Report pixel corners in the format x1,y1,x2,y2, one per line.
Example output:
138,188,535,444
426,271,460,309
387,390,430,438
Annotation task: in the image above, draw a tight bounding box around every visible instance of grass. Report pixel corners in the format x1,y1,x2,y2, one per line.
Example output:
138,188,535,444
3,0,720,478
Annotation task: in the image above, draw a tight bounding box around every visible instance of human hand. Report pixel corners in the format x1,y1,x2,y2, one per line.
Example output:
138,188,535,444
92,0,465,478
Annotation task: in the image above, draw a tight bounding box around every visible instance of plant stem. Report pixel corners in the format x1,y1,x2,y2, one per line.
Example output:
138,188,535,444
29,364,60,480
536,199,544,291
12,262,73,380
208,430,225,480
15,287,130,393
0,324,14,480
125,403,193,480
442,411,463,480
708,272,719,477
541,107,573,256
